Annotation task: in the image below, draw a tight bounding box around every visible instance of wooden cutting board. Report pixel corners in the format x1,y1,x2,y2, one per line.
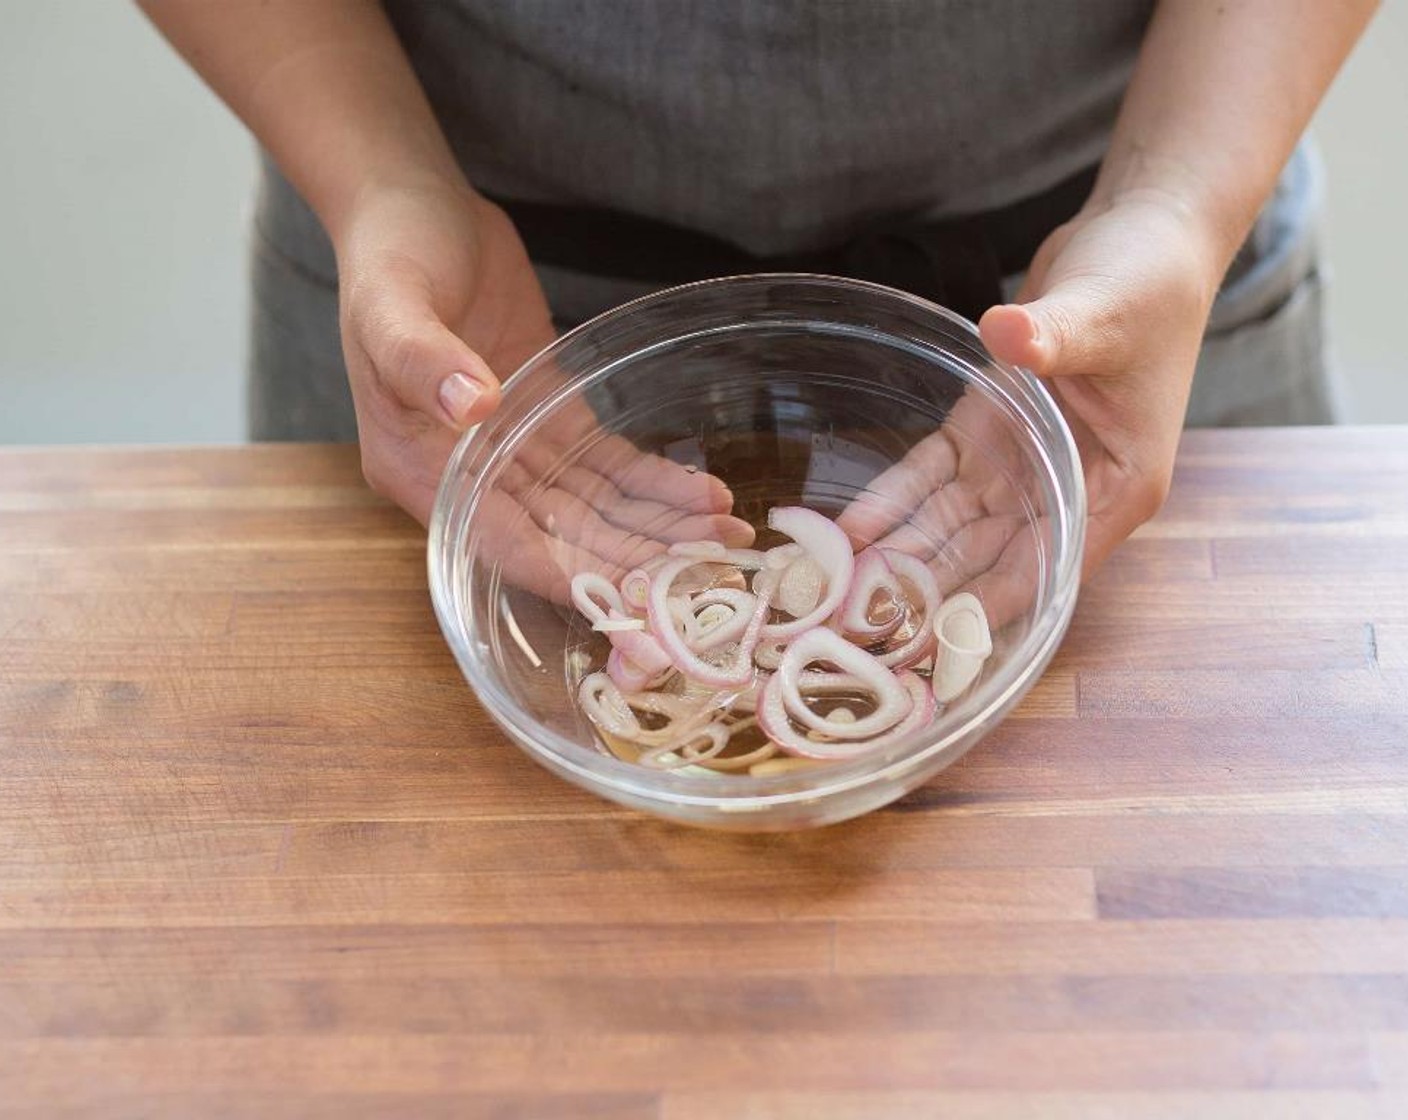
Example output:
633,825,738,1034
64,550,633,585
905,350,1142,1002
1,428,1406,1118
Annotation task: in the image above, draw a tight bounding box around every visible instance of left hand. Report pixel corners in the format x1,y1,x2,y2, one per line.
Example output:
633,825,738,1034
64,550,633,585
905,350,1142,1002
979,191,1220,576
839,193,1221,618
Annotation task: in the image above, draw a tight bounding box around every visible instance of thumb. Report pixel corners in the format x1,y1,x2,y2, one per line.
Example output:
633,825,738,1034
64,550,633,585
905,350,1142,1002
354,282,502,430
978,282,1123,381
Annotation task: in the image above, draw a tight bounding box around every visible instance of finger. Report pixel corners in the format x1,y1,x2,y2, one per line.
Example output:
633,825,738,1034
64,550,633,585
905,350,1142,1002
516,436,748,542
956,517,1044,633
835,429,961,547
522,374,736,516
352,278,502,430
978,303,1045,373
582,434,738,516
473,489,614,606
871,480,990,561
979,282,1127,381
547,461,755,548
498,459,671,576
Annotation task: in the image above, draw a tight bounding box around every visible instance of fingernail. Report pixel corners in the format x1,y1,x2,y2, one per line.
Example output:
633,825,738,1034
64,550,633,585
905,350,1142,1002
438,373,482,426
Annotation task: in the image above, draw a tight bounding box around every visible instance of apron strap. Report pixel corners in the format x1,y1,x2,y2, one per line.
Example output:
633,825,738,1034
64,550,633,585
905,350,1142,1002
487,164,1097,324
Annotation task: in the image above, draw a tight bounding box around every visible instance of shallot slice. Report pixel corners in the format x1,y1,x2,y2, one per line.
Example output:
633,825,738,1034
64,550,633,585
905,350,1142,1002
610,687,723,749
777,555,826,619
834,547,905,641
727,672,770,713
753,637,788,671
692,718,775,771
570,572,625,626
668,596,699,643
606,648,667,694
758,669,933,760
636,722,732,769
572,508,985,774
688,588,757,652
872,550,941,669
774,629,914,740
593,617,646,633
721,548,769,569
931,592,993,702
606,625,673,678
760,508,855,640
648,557,774,687
620,552,677,614
619,689,714,722
577,672,641,739
764,542,805,571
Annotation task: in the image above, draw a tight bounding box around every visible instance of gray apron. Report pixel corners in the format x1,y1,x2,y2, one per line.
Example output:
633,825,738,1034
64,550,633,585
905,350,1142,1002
247,0,1334,439
249,139,1333,439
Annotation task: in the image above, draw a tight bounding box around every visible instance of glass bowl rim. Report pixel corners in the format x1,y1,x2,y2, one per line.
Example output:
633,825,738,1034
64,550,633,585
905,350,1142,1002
428,273,1086,811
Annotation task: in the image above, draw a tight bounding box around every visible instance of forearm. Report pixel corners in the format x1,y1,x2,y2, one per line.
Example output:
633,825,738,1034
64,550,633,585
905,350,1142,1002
1092,0,1378,275
137,0,464,242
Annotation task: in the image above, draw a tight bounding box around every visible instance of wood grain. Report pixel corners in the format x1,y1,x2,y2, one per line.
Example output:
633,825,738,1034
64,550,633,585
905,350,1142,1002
1,430,1406,1115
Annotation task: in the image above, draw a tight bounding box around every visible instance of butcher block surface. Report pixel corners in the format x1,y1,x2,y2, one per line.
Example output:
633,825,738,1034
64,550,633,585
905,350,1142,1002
1,428,1406,1118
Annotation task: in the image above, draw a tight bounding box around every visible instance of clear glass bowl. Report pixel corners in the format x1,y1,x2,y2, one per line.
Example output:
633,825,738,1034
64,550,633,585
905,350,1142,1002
429,274,1084,829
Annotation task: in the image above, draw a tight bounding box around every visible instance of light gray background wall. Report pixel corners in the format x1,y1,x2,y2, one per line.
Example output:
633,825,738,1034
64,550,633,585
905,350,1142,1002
1,1,1404,445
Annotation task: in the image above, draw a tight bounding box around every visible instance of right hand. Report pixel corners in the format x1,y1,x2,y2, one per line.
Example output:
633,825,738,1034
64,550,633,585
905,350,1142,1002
334,176,556,524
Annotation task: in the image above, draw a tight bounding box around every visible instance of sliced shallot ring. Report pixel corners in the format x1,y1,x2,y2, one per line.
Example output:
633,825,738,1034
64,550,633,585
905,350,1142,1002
834,547,905,641
648,557,774,687
759,670,933,760
619,689,714,721
692,718,775,771
570,572,625,625
777,555,826,619
764,542,805,571
620,572,651,614
606,648,667,694
873,550,941,668
616,688,722,748
668,596,698,643
620,552,675,613
606,625,673,677
697,743,777,771
688,588,757,652
931,591,993,702
593,617,646,633
760,508,854,639
727,672,770,714
774,628,913,740
694,602,733,632
577,672,641,739
636,722,731,769
720,548,768,569
753,637,788,671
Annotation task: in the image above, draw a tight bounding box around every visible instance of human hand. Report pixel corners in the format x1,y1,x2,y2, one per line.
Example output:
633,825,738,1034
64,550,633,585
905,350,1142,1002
838,194,1220,624
835,390,1047,630
978,192,1219,576
334,176,557,523
472,405,757,605
335,178,754,601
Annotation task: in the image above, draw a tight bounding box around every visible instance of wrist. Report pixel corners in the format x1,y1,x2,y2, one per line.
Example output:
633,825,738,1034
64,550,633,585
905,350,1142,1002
1083,174,1239,313
326,160,478,258
326,129,473,234
1089,141,1263,283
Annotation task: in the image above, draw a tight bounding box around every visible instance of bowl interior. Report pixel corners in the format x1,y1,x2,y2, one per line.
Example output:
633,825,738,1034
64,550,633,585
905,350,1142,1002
431,275,1083,818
